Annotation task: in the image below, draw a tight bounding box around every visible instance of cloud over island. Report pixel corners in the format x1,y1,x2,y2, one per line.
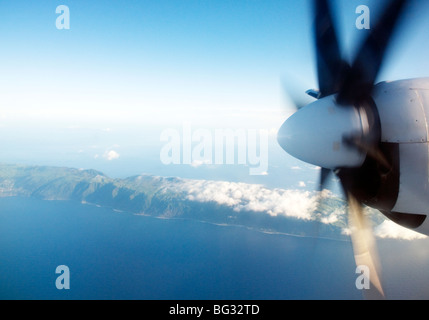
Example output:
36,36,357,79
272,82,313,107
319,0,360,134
163,178,427,241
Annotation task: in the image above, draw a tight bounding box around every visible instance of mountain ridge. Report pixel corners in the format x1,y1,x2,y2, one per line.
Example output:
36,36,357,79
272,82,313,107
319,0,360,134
0,163,355,239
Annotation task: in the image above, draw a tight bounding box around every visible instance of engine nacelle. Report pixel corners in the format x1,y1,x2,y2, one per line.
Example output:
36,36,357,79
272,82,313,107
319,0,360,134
359,78,429,235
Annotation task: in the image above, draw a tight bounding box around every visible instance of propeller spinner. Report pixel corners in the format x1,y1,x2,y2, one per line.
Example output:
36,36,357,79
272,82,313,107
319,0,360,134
277,95,366,169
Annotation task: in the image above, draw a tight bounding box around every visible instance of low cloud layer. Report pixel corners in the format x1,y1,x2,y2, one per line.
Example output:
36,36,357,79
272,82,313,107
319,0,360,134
374,220,427,240
180,180,318,220
166,178,427,241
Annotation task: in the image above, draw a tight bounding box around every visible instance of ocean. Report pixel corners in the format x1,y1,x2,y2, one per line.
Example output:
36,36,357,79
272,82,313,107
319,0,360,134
1,196,428,300
0,196,361,300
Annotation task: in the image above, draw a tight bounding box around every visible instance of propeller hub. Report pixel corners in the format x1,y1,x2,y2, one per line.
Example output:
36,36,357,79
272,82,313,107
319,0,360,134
277,95,367,169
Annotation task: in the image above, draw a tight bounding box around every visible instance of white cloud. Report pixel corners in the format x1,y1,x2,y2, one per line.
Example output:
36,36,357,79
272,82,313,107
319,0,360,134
298,181,306,187
161,177,427,241
321,208,342,224
374,220,427,240
190,159,211,167
341,228,352,236
341,218,427,241
175,179,319,220
103,150,120,161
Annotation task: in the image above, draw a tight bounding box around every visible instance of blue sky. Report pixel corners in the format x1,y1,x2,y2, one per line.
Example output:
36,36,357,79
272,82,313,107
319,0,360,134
0,0,429,180
0,0,310,127
1,0,428,124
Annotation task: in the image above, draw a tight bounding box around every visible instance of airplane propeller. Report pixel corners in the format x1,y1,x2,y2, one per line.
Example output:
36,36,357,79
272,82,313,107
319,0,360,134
278,0,411,299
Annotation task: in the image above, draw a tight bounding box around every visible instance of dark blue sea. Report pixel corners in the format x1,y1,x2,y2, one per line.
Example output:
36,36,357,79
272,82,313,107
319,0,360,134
1,197,427,300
